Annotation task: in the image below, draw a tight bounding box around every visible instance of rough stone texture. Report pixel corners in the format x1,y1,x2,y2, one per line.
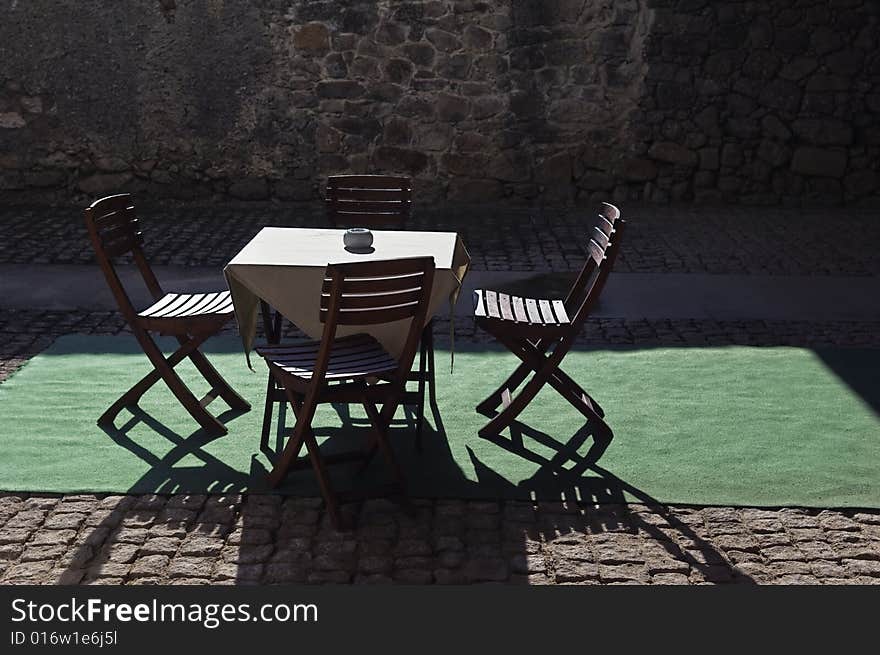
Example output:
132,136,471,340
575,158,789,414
0,492,878,586
1,202,879,276
0,1,877,207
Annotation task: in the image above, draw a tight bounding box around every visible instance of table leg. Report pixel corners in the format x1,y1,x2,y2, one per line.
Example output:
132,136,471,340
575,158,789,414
259,300,284,451
260,300,283,345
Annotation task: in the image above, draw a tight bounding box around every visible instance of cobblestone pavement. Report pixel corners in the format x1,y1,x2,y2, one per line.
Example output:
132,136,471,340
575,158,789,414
2,493,879,586
1,203,879,275
1,309,879,585
3,309,880,383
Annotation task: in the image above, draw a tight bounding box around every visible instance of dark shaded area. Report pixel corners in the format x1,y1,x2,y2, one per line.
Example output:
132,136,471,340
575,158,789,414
101,406,253,494
814,348,880,417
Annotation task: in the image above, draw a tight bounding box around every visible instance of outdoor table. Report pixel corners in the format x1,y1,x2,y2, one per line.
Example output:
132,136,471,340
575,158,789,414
223,227,470,363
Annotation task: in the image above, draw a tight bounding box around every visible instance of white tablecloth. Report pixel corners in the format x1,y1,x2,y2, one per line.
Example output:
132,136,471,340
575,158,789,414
224,227,470,362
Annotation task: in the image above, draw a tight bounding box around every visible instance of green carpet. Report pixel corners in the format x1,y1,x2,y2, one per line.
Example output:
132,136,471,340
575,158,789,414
0,335,878,508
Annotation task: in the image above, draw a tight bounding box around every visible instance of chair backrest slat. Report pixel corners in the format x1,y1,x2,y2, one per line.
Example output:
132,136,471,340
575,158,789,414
326,175,412,228
325,287,424,310
314,256,435,385
595,202,619,237
563,202,624,322
586,239,605,266
84,194,164,319
590,225,610,250
320,257,433,327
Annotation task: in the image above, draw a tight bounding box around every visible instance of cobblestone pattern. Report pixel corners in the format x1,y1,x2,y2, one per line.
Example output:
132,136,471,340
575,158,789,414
1,204,879,275
3,309,880,384
0,494,878,585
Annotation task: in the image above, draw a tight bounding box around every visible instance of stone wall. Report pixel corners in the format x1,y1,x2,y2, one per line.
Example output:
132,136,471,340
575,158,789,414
0,0,877,206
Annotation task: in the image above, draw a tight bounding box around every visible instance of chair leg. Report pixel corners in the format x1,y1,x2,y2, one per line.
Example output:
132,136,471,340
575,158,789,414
482,331,611,437
425,320,437,409
477,332,572,439
266,380,317,488
98,367,163,428
100,336,203,427
98,334,226,436
267,380,344,528
415,327,428,451
182,339,251,412
303,429,344,528
475,359,532,416
478,366,549,438
363,400,406,490
260,372,276,453
545,368,606,419
504,337,607,421
139,334,228,436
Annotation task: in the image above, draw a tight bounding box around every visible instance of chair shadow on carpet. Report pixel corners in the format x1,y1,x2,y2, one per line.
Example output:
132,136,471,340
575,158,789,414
90,392,753,584
468,416,756,584
99,406,255,495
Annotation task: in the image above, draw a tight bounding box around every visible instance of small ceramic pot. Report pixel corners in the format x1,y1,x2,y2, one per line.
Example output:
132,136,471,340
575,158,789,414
343,227,373,250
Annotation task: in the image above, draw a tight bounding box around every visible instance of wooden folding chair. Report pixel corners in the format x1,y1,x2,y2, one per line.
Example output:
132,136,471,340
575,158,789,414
257,256,435,528
84,194,250,436
473,202,625,439
325,174,412,228
261,174,435,451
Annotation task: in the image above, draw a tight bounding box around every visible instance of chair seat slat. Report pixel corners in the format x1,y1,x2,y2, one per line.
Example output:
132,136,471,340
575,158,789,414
524,298,542,324
551,300,569,324
272,344,388,367
498,293,515,321
538,299,556,325
485,290,500,319
138,291,234,319
473,289,488,318
265,335,397,381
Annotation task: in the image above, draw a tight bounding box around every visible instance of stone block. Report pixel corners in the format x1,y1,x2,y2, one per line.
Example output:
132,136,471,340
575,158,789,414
535,151,571,185
779,57,818,82
401,43,436,67
792,119,854,146
463,25,493,51
316,81,365,99
228,178,269,200
383,58,414,84
0,112,25,128
436,93,469,122
374,21,406,45
648,142,697,167
23,169,66,187
372,146,429,175
844,169,878,196
77,173,132,195
791,147,847,178
274,179,314,200
447,178,504,203
294,23,330,52
487,150,530,182
756,140,791,167
425,28,461,53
